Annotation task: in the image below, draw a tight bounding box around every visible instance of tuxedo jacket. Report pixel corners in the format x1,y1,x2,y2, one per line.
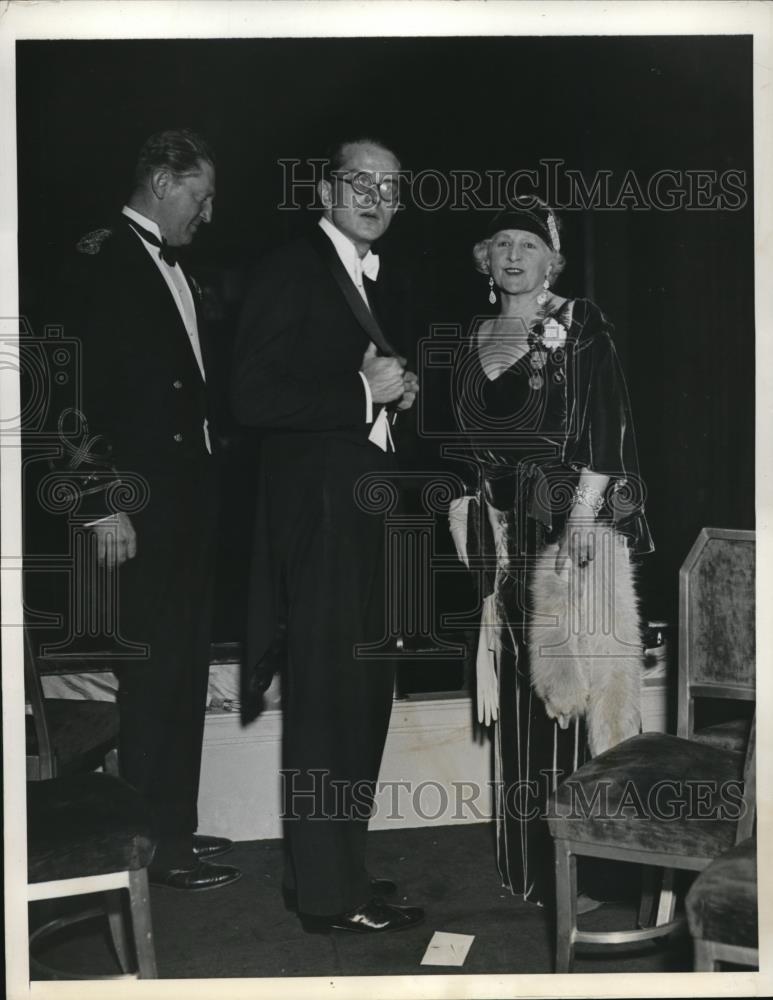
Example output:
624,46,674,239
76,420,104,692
61,217,218,531
231,225,414,712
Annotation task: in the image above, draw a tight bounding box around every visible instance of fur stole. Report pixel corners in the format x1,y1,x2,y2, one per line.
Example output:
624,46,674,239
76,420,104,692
528,523,643,757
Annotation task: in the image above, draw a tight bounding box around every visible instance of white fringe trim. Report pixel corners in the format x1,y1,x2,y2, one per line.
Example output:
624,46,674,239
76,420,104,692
528,524,643,757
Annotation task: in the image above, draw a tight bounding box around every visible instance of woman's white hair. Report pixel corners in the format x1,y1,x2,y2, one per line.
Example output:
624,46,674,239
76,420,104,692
472,236,566,284
473,198,567,284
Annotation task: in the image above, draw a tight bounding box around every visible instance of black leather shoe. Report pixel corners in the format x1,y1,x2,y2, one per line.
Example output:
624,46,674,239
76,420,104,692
192,834,233,860
282,877,397,911
300,898,424,934
149,860,242,891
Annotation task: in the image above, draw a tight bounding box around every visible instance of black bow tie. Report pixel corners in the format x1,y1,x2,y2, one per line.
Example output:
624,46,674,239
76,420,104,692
127,219,179,266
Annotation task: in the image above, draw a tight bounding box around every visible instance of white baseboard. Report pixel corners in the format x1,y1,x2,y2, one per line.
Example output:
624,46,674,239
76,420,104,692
197,680,669,842
40,659,670,841
196,696,493,842
198,707,283,842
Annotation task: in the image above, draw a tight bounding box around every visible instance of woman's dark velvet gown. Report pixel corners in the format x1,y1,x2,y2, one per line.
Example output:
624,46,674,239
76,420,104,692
455,298,652,905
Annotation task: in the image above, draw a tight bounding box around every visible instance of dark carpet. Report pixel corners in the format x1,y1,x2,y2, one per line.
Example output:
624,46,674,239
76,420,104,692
31,821,692,980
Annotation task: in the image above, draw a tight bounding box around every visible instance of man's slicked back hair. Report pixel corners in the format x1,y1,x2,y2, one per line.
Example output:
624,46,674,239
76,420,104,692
134,128,214,186
321,136,400,179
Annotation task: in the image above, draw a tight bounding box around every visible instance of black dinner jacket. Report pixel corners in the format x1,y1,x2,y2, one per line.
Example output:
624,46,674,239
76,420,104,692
231,224,411,468
61,217,217,521
232,224,414,712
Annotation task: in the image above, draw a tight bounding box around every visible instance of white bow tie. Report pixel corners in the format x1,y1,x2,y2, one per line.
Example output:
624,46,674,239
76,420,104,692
361,251,380,281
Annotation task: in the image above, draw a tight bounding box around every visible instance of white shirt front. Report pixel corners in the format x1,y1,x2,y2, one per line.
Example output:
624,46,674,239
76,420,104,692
317,216,394,452
122,206,210,453
122,206,206,382
318,215,380,306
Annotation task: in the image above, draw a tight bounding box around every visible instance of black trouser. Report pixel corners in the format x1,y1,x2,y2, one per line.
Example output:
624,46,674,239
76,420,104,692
278,473,395,916
116,472,217,869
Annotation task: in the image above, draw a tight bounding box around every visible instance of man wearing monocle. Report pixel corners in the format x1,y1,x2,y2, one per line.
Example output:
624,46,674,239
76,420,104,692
61,129,240,891
231,137,423,933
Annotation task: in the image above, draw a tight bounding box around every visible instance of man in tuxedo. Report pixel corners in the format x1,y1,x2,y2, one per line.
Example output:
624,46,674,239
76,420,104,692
232,138,423,933
65,129,240,890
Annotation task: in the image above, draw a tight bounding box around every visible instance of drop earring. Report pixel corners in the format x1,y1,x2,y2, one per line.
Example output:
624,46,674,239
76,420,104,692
537,269,551,306
488,276,497,305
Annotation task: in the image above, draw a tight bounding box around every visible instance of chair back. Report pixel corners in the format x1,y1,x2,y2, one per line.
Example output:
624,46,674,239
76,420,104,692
25,629,57,780
678,527,755,739
736,714,756,845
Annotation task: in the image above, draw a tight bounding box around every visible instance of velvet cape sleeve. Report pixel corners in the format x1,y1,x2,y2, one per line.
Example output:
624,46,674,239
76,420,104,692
563,300,654,555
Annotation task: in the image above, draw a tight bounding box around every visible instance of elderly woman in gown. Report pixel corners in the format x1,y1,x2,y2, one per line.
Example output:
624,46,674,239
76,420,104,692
449,200,653,907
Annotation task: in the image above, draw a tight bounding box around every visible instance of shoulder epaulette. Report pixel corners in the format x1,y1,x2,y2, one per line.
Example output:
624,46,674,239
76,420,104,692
76,227,114,255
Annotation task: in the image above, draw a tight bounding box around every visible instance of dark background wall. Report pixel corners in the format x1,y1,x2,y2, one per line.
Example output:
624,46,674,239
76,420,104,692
16,35,754,651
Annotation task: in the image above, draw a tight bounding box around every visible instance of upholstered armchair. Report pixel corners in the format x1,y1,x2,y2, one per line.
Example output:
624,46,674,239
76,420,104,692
547,527,756,972
27,772,158,980
686,835,758,970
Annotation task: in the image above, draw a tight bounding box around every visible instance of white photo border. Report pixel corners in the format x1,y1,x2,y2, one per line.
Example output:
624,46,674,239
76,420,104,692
2,3,771,999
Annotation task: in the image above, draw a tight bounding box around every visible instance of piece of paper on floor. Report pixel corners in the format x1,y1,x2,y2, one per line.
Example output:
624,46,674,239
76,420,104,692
420,931,475,967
